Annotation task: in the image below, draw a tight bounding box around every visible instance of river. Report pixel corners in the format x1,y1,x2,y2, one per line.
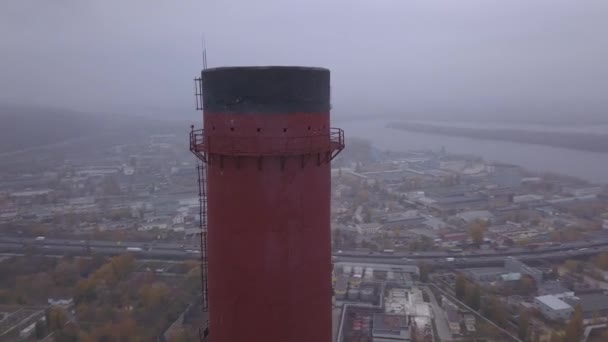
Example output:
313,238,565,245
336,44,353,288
338,119,608,184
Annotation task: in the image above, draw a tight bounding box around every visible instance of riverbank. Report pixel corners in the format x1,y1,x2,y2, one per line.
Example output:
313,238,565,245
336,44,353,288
387,122,608,153
339,120,608,183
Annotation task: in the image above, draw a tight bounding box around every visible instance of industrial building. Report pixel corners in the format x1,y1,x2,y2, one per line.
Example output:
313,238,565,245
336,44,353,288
564,292,608,318
465,267,507,283
442,297,462,335
335,267,431,342
189,66,344,342
505,257,543,283
535,295,574,321
335,275,349,300
372,314,411,341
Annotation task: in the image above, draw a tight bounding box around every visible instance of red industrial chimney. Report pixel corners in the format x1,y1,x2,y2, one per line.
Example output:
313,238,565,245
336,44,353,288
190,66,344,342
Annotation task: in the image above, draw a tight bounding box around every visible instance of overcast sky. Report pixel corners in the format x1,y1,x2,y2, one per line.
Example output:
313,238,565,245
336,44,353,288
1,0,607,122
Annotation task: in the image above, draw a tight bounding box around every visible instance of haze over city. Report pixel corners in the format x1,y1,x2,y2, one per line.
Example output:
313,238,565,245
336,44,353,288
1,0,608,122
2,1,608,342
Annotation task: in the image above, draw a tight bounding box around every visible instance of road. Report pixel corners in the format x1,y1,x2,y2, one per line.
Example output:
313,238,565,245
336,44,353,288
1,235,607,264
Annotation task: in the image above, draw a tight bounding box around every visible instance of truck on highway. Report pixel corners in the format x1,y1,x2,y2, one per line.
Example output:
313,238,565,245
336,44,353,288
35,236,45,241
126,247,143,252
446,257,455,262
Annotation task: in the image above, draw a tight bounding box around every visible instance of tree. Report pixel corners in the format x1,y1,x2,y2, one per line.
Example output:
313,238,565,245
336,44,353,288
53,259,79,287
185,267,202,295
179,260,199,273
46,307,67,331
54,326,79,342
170,328,191,342
109,254,135,280
362,207,372,223
418,262,431,283
564,305,583,342
83,318,144,342
518,311,530,341
483,296,508,327
531,329,542,342
356,190,369,204
594,252,608,270
549,331,563,342
465,284,481,310
516,275,537,295
74,278,97,303
551,265,560,278
419,236,434,250
563,260,582,273
469,222,485,246
139,283,170,309
455,274,467,300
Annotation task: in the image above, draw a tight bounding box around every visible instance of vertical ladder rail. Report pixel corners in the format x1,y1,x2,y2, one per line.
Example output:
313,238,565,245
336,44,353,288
197,163,210,340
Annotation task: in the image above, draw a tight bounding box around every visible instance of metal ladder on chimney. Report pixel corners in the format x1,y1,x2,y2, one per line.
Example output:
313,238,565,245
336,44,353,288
196,162,210,341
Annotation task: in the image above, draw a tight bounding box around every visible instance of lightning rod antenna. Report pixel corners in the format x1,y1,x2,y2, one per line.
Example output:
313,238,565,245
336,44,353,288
202,35,208,70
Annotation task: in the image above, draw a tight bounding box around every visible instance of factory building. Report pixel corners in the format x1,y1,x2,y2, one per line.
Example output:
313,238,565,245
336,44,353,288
535,295,574,321
372,314,411,342
505,257,543,283
335,275,348,300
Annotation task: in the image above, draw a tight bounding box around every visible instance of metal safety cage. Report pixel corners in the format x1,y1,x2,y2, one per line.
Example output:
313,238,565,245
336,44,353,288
190,126,207,163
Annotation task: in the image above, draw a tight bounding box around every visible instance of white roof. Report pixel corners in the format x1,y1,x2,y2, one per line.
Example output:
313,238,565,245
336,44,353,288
458,210,494,222
536,295,572,311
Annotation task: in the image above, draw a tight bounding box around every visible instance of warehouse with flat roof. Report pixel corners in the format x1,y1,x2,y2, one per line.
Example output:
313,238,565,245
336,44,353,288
535,295,573,321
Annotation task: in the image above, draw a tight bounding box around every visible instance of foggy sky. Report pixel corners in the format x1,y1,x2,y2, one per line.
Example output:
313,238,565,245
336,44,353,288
1,0,607,122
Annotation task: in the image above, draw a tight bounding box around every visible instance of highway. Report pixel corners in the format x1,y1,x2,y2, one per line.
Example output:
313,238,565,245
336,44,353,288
0,236,607,265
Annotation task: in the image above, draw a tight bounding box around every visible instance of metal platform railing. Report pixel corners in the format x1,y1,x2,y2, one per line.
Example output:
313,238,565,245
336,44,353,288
190,127,344,160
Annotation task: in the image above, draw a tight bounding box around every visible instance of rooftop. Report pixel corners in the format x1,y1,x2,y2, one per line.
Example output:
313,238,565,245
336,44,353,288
372,314,409,340
538,282,571,296
564,293,608,313
465,267,506,276
457,210,495,223
536,295,572,311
